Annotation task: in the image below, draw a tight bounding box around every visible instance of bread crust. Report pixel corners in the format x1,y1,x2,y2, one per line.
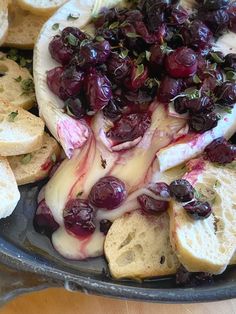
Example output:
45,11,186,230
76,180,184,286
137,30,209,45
8,133,61,185
16,0,68,17
0,99,44,156
105,211,180,279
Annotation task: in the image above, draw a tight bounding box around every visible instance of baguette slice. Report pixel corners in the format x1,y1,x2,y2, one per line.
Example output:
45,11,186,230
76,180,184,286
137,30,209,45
0,0,8,46
4,1,48,49
16,0,68,17
0,157,20,219
8,133,61,185
0,53,35,109
0,99,44,156
169,158,236,274
104,210,180,280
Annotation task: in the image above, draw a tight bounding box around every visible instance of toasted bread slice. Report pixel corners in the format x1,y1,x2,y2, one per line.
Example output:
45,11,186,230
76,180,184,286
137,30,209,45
16,0,68,17
0,99,44,156
0,0,8,46
169,158,236,274
8,133,61,185
0,157,20,218
0,52,35,110
230,253,236,265
4,1,48,49
104,210,180,280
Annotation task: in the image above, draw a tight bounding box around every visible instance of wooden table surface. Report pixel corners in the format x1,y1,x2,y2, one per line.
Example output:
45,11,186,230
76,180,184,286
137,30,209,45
0,288,236,314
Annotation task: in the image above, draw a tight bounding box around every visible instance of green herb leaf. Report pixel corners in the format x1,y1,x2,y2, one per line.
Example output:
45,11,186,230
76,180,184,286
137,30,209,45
226,71,236,81
80,39,91,47
8,111,18,122
223,107,232,114
184,87,200,100
134,64,144,80
160,42,173,54
95,36,105,42
51,153,57,163
109,21,119,29
52,23,60,30
194,189,205,200
210,63,217,70
67,13,80,20
76,191,83,197
7,49,18,62
193,74,202,84
224,67,234,71
210,52,224,64
214,180,221,188
100,155,107,169
21,78,35,95
66,33,78,46
120,21,129,27
21,153,32,165
145,77,160,89
19,57,27,67
120,49,129,59
135,52,145,65
14,76,22,82
126,32,141,38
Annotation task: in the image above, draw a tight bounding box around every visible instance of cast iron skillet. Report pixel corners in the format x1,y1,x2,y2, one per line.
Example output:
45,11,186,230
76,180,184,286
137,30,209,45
1,180,236,304
1,51,236,305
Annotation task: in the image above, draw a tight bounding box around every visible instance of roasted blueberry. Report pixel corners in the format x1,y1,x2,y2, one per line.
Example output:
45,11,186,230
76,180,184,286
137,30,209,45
204,137,236,164
181,20,213,51
65,98,85,119
84,70,112,113
137,194,169,215
169,179,194,202
198,9,229,34
202,0,229,10
89,176,127,210
100,219,112,235
176,265,213,286
189,111,219,133
174,97,188,114
49,35,74,65
185,96,214,113
158,76,182,103
34,200,59,236
106,112,151,145
184,200,212,220
215,82,236,106
165,47,197,78
63,199,95,237
148,182,171,199
106,52,131,82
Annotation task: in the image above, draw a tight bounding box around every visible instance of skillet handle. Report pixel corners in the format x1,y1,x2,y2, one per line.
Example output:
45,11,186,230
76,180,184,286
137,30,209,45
0,264,62,306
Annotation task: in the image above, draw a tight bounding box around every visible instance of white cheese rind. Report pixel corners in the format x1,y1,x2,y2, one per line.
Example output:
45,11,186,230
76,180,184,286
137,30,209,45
157,107,236,172
34,0,122,157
